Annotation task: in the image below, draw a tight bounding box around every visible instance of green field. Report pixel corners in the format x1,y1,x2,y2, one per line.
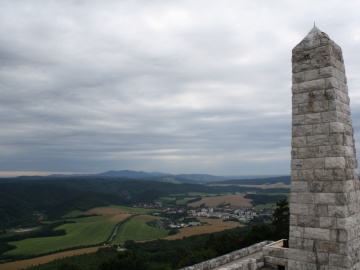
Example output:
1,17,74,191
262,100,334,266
5,206,169,255
112,215,168,243
6,215,117,256
114,205,162,214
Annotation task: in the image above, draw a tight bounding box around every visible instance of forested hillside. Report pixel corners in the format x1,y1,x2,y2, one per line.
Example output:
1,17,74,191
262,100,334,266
0,176,289,229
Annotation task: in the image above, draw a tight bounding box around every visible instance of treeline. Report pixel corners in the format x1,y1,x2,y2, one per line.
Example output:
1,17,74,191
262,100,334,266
244,194,288,206
0,221,72,243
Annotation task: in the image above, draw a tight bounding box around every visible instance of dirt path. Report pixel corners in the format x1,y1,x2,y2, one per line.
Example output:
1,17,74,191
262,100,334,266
0,247,99,270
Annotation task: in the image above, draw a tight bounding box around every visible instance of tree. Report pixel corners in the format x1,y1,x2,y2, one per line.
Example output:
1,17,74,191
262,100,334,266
98,250,149,270
271,199,289,240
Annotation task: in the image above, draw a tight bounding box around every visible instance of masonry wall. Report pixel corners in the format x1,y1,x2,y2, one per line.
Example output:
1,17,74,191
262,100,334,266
179,241,271,270
289,27,360,269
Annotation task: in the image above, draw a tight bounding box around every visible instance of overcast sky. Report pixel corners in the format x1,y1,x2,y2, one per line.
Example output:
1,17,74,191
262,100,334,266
1,1,360,177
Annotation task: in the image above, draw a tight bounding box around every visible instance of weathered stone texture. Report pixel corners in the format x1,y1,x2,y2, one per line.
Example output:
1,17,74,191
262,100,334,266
289,26,360,270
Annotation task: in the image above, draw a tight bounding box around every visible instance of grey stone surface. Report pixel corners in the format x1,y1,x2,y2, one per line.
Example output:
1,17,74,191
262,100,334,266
289,26,360,269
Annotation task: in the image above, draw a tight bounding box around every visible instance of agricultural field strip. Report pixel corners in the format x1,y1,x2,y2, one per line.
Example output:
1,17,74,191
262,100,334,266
189,194,252,207
5,207,144,256
112,215,168,243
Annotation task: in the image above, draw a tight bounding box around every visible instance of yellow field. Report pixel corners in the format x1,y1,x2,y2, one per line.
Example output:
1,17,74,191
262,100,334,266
165,217,242,240
209,183,289,189
83,206,133,222
188,194,252,207
0,247,100,270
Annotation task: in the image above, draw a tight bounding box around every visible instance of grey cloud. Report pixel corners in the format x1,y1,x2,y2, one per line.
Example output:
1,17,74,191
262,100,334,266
1,1,360,175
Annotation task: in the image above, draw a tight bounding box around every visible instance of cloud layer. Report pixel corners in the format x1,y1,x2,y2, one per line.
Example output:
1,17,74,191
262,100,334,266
1,1,360,175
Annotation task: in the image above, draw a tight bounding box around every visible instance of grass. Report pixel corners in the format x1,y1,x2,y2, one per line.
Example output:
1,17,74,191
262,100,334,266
108,205,161,214
62,210,86,218
176,197,196,205
253,203,277,210
112,215,168,243
6,215,117,256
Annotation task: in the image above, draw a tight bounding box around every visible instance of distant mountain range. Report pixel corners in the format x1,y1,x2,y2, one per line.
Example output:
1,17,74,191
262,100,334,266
47,170,286,183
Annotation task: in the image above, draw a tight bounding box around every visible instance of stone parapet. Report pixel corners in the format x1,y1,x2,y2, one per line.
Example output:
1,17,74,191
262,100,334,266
179,241,272,270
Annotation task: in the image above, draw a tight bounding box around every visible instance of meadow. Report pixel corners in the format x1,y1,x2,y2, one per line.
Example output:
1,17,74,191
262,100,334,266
112,215,168,243
6,215,121,256
5,205,161,256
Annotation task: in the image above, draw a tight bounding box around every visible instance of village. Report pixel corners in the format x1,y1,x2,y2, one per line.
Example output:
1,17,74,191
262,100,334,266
132,201,274,230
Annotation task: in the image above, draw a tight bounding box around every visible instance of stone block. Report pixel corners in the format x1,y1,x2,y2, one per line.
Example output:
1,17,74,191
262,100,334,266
315,193,336,204
319,145,345,157
304,227,331,241
291,181,308,192
291,159,304,169
298,79,326,93
297,215,319,227
325,157,345,169
315,241,339,255
344,146,356,158
308,181,324,192
346,169,358,180
287,249,316,263
335,193,349,205
315,204,328,216
328,205,349,218
313,123,329,134
321,111,338,122
297,193,315,204
344,135,355,147
332,169,347,181
293,92,309,104
290,203,308,215
292,83,299,94
292,136,307,147
329,100,351,114
307,134,330,146
329,122,344,133
311,89,327,102
301,238,315,251
329,133,344,145
337,90,350,104
291,148,298,158
344,124,353,135
338,111,352,125
298,170,315,181
304,158,325,169
298,125,313,136
329,254,352,268
319,217,336,229
293,72,305,83
311,55,332,69
301,101,329,113
293,104,299,115
292,114,305,126
298,147,319,158
345,158,357,169
291,169,298,180
325,77,340,89
290,214,297,225
289,237,302,249
305,112,321,124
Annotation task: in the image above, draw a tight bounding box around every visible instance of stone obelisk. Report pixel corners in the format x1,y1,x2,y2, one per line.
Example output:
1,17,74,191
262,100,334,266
289,26,360,269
